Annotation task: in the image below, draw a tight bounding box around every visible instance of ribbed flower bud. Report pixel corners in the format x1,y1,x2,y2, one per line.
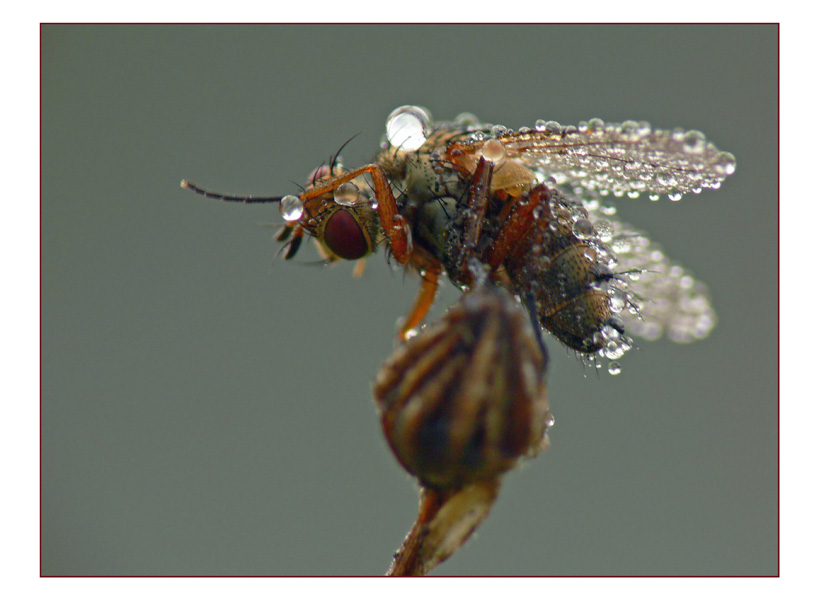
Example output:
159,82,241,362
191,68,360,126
373,284,551,489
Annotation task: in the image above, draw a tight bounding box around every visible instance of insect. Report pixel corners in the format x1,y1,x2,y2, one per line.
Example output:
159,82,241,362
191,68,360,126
182,106,735,574
182,105,735,371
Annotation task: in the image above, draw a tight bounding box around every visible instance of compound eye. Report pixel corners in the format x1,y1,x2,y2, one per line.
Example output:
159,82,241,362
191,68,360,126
322,208,370,260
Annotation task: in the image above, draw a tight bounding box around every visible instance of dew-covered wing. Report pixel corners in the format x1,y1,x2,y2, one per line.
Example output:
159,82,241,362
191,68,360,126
590,209,717,344
490,120,736,199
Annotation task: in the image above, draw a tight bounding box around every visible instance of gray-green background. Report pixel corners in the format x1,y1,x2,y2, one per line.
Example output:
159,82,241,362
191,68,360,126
42,24,777,575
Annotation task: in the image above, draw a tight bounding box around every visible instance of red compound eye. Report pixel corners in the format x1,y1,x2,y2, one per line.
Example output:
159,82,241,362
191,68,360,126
322,209,370,260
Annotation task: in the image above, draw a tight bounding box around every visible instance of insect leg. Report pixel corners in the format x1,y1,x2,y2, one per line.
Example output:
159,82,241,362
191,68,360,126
398,260,442,340
454,157,494,281
523,289,549,372
483,183,549,270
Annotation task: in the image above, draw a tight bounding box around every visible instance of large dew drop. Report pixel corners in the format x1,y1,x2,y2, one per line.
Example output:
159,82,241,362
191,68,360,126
279,195,304,221
572,218,595,240
481,138,507,163
333,181,359,206
386,105,431,152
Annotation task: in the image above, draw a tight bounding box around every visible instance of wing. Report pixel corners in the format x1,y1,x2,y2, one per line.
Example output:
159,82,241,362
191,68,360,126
559,187,718,345
454,118,736,199
598,214,717,344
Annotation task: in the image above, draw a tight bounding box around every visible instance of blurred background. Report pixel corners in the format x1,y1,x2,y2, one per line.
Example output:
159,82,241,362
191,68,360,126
42,24,777,575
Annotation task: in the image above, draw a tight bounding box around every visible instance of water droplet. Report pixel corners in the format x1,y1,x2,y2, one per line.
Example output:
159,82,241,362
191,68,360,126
280,195,304,221
572,218,595,239
595,219,613,242
612,237,632,253
481,138,507,163
609,290,626,313
714,151,737,176
668,192,683,201
657,172,678,187
682,130,706,154
618,120,644,141
603,340,625,360
454,112,480,126
608,361,622,375
334,181,359,206
537,119,561,134
386,105,431,151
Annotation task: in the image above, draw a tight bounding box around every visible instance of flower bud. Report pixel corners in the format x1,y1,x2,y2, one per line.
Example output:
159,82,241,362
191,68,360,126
373,284,551,489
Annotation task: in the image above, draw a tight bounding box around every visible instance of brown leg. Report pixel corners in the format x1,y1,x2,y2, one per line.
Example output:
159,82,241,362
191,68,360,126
455,157,494,282
398,265,441,340
483,183,549,270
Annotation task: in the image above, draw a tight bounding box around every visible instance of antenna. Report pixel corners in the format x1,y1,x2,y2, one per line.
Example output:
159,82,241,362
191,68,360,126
180,180,284,204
